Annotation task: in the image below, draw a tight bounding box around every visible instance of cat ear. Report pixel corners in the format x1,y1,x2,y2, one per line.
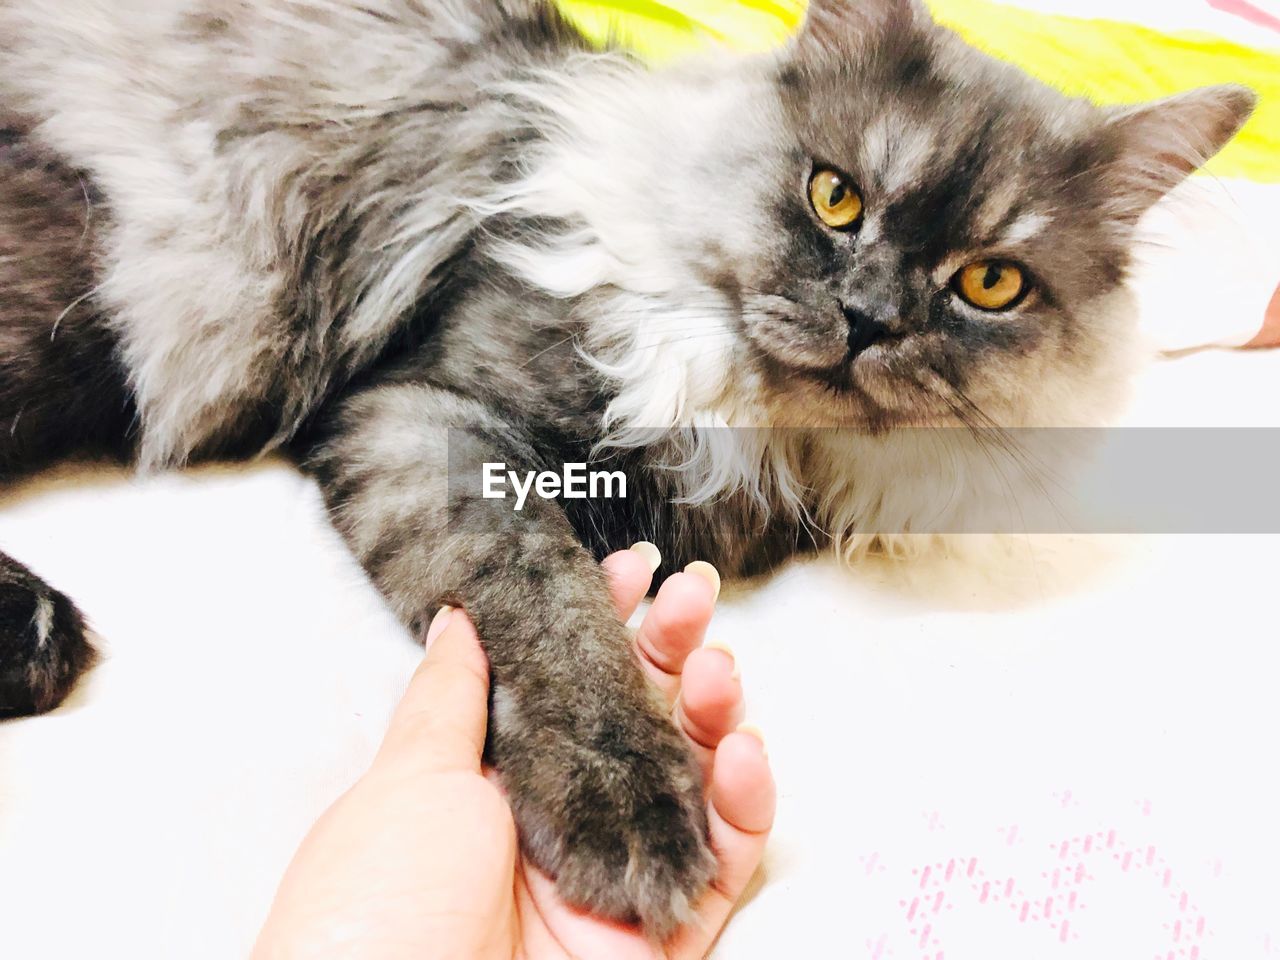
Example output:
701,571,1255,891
794,0,917,57
1099,84,1257,222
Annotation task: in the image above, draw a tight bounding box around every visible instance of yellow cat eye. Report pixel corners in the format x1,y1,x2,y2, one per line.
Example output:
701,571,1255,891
808,168,863,230
954,261,1028,311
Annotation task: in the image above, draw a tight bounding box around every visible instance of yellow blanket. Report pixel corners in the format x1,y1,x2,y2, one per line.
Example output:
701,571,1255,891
552,0,1279,182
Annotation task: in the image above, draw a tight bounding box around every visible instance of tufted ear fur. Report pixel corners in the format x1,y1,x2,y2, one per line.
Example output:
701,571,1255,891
1099,84,1258,223
793,0,920,57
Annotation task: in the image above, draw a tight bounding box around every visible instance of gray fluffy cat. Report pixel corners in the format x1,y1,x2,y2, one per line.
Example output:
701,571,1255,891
0,0,1255,936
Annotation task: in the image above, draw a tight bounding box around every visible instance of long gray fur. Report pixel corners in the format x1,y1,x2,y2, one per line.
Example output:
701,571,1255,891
0,0,1255,936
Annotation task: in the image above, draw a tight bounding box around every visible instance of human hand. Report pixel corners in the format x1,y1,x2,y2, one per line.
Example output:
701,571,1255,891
1247,281,1280,347
252,547,775,959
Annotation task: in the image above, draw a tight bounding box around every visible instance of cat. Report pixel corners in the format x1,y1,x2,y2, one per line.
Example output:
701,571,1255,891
0,0,1255,937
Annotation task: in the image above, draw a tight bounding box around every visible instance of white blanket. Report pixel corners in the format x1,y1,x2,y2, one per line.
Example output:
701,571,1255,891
2,183,1278,960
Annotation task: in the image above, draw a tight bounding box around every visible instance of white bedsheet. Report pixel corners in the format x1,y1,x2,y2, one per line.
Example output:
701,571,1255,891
2,356,1278,959
3,184,1279,960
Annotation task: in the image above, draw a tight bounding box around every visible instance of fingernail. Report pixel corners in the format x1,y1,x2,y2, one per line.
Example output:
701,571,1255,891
704,639,740,681
425,605,455,649
630,541,662,574
684,561,721,599
736,723,768,758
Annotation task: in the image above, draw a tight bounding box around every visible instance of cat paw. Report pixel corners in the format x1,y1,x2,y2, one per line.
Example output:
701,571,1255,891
0,560,96,718
505,706,716,939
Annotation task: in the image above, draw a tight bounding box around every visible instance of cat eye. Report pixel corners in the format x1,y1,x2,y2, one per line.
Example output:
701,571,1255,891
953,261,1028,311
808,168,863,230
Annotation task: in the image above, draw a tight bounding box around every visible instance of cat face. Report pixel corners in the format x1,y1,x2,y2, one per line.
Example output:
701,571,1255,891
714,0,1256,429
504,0,1254,436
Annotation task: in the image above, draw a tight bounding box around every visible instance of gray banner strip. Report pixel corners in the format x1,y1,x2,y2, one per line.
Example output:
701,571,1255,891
445,428,1280,534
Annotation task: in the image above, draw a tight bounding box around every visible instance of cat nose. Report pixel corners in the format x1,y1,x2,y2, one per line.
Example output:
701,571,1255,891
841,303,894,358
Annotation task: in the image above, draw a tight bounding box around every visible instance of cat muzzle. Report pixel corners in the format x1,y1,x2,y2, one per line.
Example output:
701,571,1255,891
842,303,894,360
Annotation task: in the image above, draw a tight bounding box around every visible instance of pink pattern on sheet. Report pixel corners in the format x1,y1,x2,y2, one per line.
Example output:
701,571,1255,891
1206,0,1280,33
888,822,1219,959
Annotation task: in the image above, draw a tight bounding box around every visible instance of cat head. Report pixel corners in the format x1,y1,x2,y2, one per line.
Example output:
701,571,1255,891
734,0,1256,429
502,0,1255,435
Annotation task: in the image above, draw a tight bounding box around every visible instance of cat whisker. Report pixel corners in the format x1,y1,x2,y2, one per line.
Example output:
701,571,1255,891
936,380,1072,532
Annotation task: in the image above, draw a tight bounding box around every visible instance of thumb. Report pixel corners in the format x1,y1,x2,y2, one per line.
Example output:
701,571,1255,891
376,607,491,775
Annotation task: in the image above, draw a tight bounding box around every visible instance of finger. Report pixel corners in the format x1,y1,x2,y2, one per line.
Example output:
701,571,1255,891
377,607,491,774
634,568,718,704
668,730,776,960
602,543,660,622
674,646,745,775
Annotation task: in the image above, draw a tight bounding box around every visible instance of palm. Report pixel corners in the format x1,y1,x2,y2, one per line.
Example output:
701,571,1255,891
255,549,773,960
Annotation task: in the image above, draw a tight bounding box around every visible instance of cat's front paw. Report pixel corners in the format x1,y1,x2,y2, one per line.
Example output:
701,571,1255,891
0,562,96,718
501,703,716,939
